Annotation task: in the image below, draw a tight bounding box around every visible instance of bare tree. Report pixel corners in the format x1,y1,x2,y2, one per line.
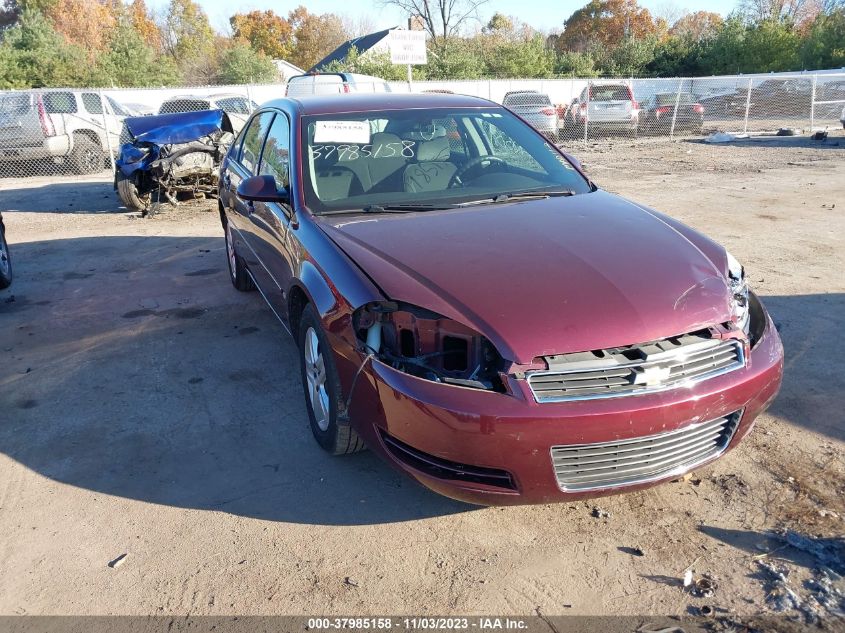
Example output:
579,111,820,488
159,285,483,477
737,0,822,23
379,0,490,51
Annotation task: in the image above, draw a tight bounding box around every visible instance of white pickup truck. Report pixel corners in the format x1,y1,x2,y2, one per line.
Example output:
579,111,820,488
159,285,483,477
0,90,128,174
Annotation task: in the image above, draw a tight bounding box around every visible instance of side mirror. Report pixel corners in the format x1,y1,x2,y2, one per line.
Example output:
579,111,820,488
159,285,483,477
236,174,289,204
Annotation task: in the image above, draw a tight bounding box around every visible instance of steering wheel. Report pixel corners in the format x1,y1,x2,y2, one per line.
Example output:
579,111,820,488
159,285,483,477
448,155,507,188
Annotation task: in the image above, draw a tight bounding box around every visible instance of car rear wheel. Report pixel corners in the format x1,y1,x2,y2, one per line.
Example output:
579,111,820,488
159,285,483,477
0,223,12,290
69,134,103,175
299,304,365,455
116,172,151,213
224,222,255,292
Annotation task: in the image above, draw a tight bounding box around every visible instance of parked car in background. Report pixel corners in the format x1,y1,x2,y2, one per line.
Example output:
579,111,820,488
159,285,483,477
566,83,639,137
840,104,845,129
502,90,558,140
115,110,234,215
218,93,783,505
0,90,126,174
817,80,845,119
286,73,393,97
158,94,257,132
750,78,812,116
0,211,11,289
639,93,704,135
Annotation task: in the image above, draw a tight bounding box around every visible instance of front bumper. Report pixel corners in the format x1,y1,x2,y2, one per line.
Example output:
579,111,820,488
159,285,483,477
0,135,70,162
344,309,784,505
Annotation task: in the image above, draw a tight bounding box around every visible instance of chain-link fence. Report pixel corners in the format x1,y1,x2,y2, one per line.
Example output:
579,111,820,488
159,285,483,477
1,72,843,182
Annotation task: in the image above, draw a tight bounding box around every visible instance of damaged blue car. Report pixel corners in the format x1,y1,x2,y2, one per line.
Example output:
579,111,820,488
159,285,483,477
114,109,234,215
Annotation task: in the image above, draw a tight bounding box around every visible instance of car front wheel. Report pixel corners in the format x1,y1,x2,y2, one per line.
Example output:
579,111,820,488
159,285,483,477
298,304,365,455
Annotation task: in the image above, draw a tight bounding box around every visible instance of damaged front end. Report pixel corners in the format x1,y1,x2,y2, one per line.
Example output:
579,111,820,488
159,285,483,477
352,301,508,393
114,109,234,216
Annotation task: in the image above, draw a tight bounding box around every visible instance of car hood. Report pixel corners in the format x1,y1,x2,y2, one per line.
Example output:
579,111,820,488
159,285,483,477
318,190,732,364
123,109,233,144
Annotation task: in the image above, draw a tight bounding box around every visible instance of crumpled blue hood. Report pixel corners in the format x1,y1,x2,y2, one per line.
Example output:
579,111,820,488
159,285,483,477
117,109,233,176
123,109,233,145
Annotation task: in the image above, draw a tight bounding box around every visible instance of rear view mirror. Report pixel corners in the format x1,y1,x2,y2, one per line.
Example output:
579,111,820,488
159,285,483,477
237,175,289,203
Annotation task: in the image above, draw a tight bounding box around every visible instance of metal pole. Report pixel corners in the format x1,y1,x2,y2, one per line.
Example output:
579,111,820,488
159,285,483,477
810,74,817,131
584,80,590,146
407,64,413,92
246,84,254,112
99,90,116,173
670,78,682,138
743,77,753,135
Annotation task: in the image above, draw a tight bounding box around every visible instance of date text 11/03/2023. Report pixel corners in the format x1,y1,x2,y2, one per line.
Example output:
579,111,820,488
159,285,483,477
306,617,529,630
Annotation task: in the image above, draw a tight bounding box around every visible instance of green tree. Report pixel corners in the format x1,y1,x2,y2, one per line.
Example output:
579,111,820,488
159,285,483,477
599,35,657,75
217,42,278,84
319,46,411,81
97,18,179,87
485,35,555,78
0,8,90,88
554,50,599,76
160,0,214,72
800,9,845,68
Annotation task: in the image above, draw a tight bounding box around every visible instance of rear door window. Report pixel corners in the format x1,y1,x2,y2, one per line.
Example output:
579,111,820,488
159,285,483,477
238,112,275,175
0,93,32,116
43,92,77,114
82,93,103,115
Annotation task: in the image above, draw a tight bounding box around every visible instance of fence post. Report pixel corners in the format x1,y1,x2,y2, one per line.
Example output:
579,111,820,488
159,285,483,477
245,85,254,112
669,78,683,139
584,80,590,146
99,90,116,173
810,74,817,131
743,77,753,135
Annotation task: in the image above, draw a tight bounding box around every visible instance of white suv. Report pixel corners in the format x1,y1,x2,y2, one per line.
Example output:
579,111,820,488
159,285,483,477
0,90,128,174
285,73,393,97
157,93,257,133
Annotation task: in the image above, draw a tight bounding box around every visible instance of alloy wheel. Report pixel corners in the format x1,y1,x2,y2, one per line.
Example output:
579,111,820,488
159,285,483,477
304,327,330,431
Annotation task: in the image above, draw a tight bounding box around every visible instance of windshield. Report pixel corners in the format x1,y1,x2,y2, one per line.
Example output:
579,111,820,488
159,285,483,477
301,107,591,214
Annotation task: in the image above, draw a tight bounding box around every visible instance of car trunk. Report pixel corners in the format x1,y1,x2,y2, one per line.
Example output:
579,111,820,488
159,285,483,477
507,100,556,130
587,86,635,123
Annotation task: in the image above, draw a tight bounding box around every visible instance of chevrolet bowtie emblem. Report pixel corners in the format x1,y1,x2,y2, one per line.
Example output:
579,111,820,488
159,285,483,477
634,366,672,386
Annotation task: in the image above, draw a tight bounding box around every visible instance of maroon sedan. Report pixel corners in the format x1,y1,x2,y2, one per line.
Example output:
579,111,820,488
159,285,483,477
218,93,783,505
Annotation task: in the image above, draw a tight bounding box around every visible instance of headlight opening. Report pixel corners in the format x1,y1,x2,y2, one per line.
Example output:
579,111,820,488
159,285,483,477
353,301,507,392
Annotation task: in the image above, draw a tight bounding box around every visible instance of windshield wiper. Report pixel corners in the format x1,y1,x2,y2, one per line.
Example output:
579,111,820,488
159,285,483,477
457,189,576,207
318,203,457,216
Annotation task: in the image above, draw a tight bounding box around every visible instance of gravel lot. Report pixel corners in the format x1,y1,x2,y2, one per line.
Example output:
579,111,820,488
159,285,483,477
1,133,843,622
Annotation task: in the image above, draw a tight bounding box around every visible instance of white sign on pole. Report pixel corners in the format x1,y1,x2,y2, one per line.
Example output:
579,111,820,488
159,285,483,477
388,30,427,65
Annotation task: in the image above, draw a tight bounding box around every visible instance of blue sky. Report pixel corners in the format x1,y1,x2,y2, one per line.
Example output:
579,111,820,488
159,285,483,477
149,0,740,34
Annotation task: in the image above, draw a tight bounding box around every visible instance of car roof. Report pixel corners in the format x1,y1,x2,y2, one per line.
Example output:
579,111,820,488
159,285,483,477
264,92,498,115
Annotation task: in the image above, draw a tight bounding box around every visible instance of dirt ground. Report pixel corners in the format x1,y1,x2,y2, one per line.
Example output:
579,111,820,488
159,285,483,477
1,133,843,622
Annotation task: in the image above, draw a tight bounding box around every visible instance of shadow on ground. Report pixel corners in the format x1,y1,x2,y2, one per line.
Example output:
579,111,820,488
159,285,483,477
0,236,842,526
0,177,119,214
0,236,470,526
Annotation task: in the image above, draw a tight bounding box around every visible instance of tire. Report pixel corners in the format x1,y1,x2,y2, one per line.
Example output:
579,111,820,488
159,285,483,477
116,172,151,213
298,304,365,455
224,221,255,292
69,134,103,175
0,222,12,290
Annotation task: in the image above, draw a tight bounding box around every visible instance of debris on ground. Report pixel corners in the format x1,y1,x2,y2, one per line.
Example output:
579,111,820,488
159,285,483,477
107,553,128,569
757,560,802,612
343,576,359,587
773,529,845,573
692,573,718,598
705,132,748,143
683,569,694,588
591,507,611,519
811,129,829,141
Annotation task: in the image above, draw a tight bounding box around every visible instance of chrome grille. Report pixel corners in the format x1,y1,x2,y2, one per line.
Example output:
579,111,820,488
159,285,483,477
551,411,741,491
527,331,745,403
